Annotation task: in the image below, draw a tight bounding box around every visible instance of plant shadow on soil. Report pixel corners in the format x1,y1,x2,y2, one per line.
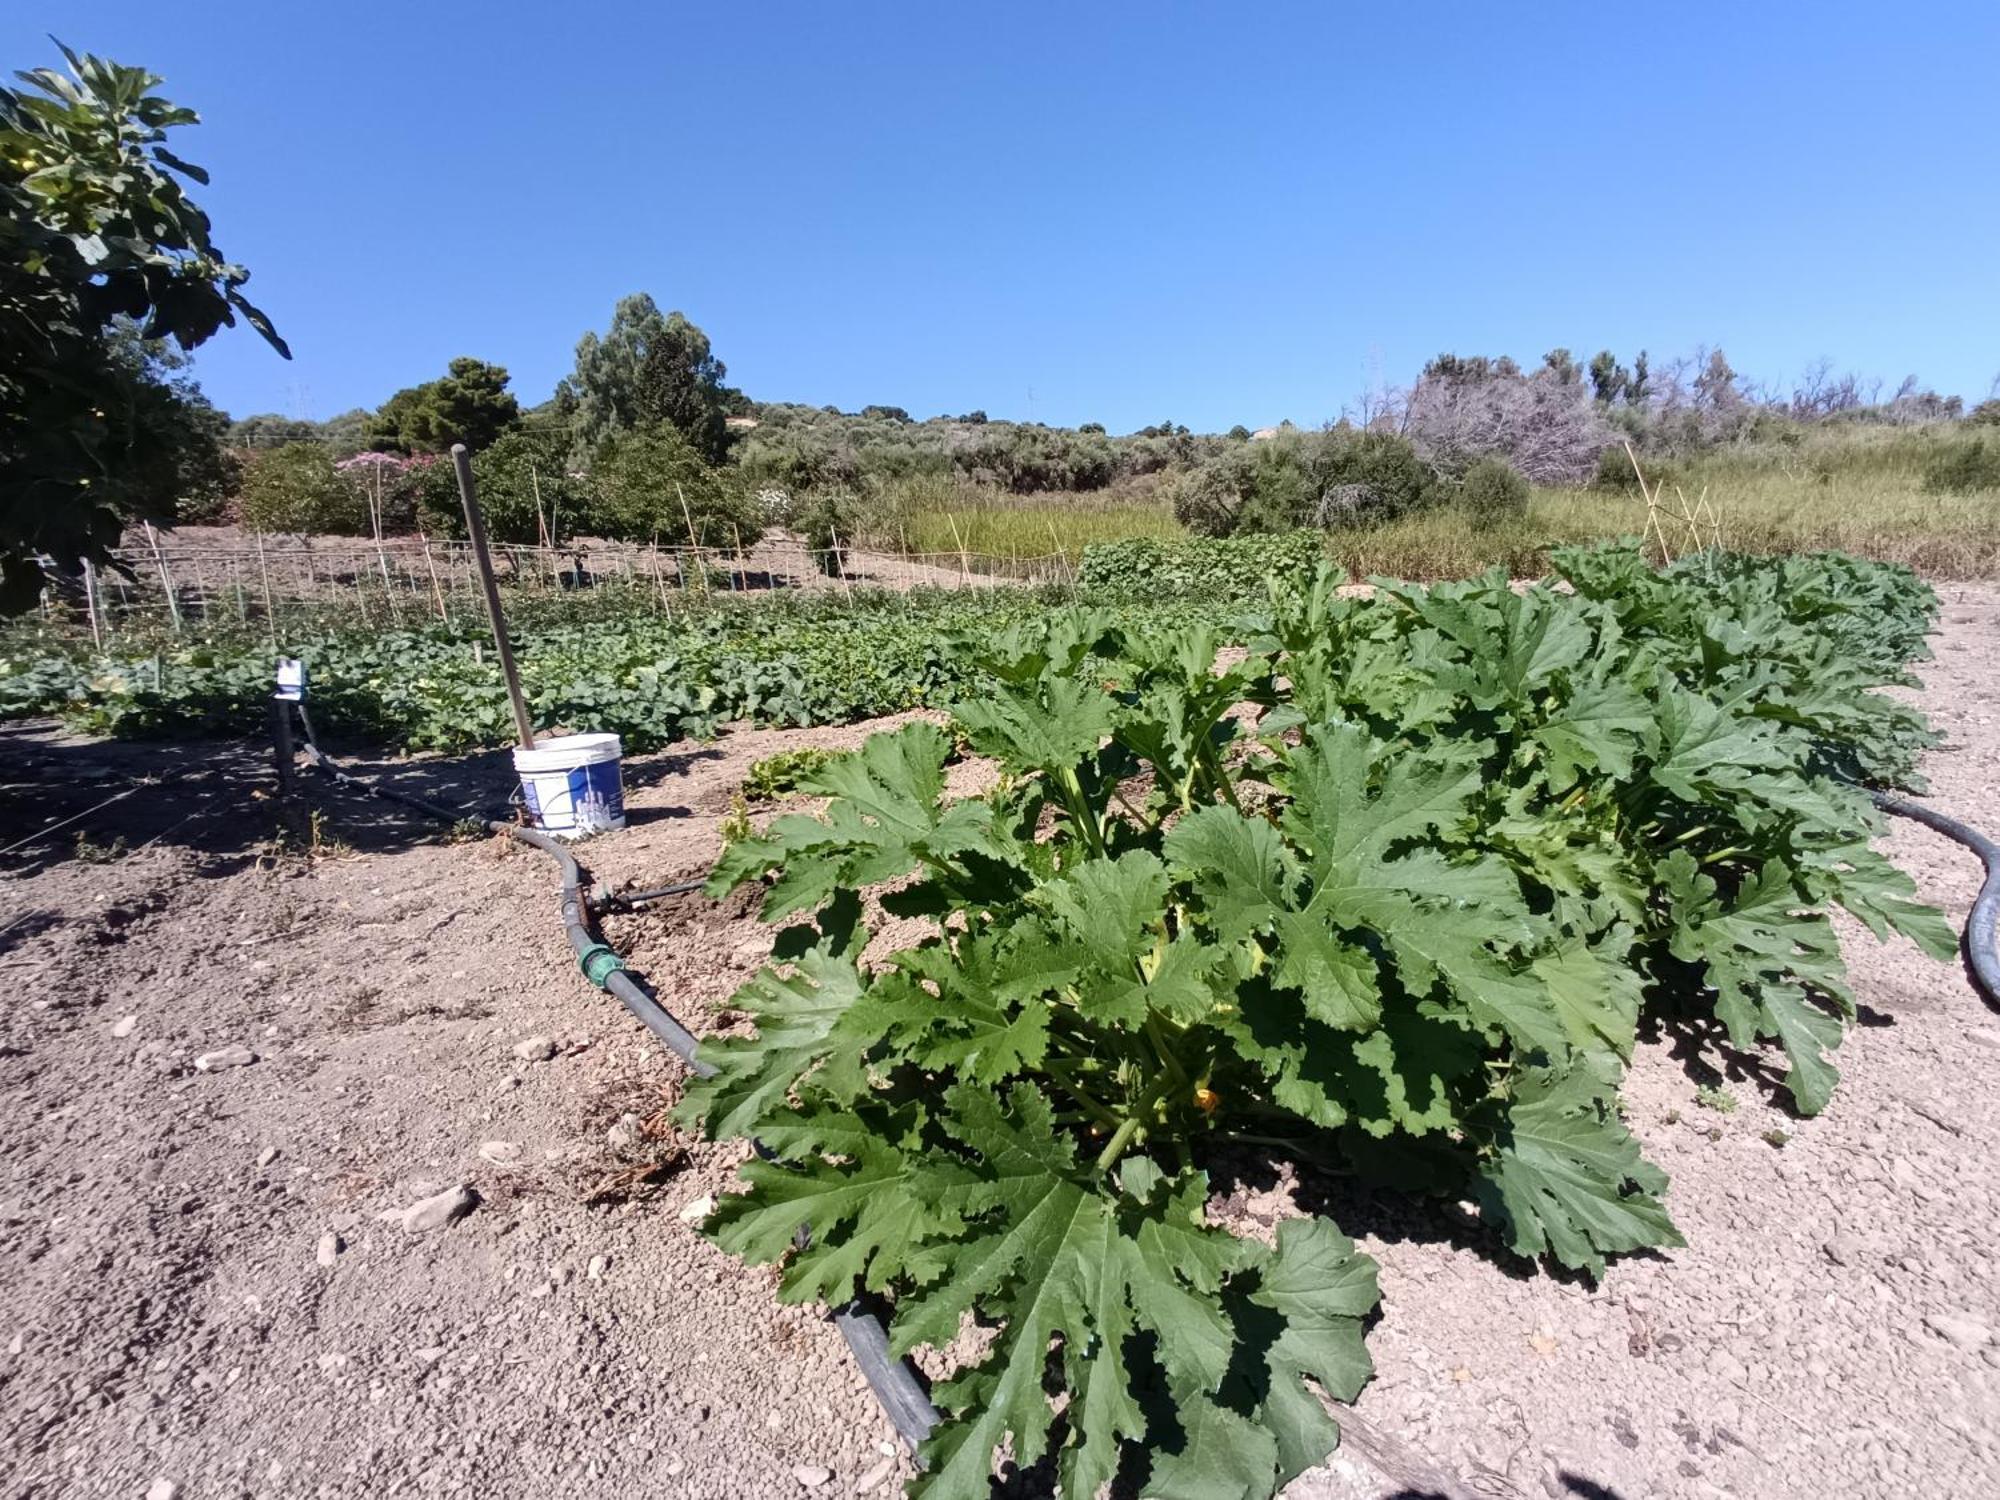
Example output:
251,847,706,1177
1638,1000,1897,1121
0,721,722,881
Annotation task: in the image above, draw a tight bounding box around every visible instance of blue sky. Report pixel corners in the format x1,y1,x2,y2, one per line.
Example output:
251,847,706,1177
12,2,1998,430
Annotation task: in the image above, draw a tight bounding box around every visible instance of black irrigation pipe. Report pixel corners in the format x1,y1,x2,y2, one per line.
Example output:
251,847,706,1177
588,879,708,914
1872,788,2000,1008
289,712,940,1454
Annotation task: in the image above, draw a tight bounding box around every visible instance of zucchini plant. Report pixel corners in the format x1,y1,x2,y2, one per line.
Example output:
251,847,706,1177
678,544,1951,1498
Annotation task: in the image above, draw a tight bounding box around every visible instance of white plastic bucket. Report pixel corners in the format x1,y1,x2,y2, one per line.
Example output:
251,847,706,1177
513,733,626,838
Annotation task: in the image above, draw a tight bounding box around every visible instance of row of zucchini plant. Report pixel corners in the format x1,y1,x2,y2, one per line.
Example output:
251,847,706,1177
681,543,1952,1499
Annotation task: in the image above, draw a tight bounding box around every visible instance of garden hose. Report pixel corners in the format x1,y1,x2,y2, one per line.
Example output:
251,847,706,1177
1872,788,2000,1007
286,712,941,1455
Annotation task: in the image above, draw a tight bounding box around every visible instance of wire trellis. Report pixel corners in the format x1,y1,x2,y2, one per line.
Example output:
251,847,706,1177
37,532,1077,642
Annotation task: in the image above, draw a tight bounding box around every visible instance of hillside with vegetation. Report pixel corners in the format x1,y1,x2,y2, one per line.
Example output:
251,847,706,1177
146,313,2000,584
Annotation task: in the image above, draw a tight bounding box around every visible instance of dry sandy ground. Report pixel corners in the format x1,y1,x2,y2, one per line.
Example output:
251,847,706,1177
2,586,1997,1500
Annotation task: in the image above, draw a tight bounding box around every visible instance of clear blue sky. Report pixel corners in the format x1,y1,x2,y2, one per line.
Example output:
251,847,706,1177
12,2,1998,430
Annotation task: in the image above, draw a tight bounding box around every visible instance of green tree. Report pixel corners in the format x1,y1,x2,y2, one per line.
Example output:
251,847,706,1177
0,44,287,609
239,444,364,534
229,414,321,450
635,316,732,463
1587,350,1628,405
596,422,763,548
92,319,239,524
367,357,521,454
561,294,736,462
1628,350,1651,406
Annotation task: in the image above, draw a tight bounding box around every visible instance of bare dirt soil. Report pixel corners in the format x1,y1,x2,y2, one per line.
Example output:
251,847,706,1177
3,586,1997,1500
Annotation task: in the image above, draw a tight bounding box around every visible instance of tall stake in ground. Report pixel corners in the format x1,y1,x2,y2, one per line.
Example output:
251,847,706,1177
452,444,537,750
80,557,103,648
417,531,447,620
141,521,183,634
674,482,707,595
946,513,971,586
254,531,277,644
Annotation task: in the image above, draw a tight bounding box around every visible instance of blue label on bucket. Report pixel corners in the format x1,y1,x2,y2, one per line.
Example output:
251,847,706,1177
520,756,624,833
568,760,624,828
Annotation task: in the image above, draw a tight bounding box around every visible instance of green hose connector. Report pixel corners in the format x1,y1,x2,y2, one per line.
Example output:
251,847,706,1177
577,942,626,990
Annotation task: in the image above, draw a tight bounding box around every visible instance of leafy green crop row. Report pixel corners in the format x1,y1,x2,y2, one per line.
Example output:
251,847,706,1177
1078,530,1327,599
0,587,1222,752
680,543,1949,1499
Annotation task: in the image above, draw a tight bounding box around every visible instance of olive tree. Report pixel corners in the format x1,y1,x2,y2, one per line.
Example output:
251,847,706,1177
560,295,738,463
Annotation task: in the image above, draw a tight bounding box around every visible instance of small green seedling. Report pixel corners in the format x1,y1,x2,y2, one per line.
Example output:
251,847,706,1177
742,747,845,803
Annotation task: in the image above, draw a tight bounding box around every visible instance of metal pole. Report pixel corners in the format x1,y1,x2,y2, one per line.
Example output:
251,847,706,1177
452,444,536,750
271,698,294,800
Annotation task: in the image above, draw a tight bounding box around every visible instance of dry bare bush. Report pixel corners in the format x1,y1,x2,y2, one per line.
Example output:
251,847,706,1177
1401,359,1612,485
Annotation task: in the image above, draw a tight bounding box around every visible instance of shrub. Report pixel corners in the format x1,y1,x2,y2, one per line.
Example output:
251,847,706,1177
1171,429,1436,537
1458,456,1530,518
1922,437,2000,495
238,444,365,534
596,422,764,548
335,452,426,537
795,491,853,576
414,427,584,543
1168,445,1262,536
1967,399,2000,428
1590,445,1678,495
1404,359,1612,484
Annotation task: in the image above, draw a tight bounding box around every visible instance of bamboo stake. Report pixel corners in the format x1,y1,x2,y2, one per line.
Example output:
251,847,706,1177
946,513,971,586
418,530,448,620
829,526,855,601
1622,441,1674,566
452,444,536,750
369,465,394,592
80,558,104,649
674,482,705,594
141,521,183,634
531,464,548,550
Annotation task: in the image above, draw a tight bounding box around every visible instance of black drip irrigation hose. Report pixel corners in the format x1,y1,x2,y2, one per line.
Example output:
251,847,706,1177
289,717,939,1453
588,879,708,915
1872,788,2000,1007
